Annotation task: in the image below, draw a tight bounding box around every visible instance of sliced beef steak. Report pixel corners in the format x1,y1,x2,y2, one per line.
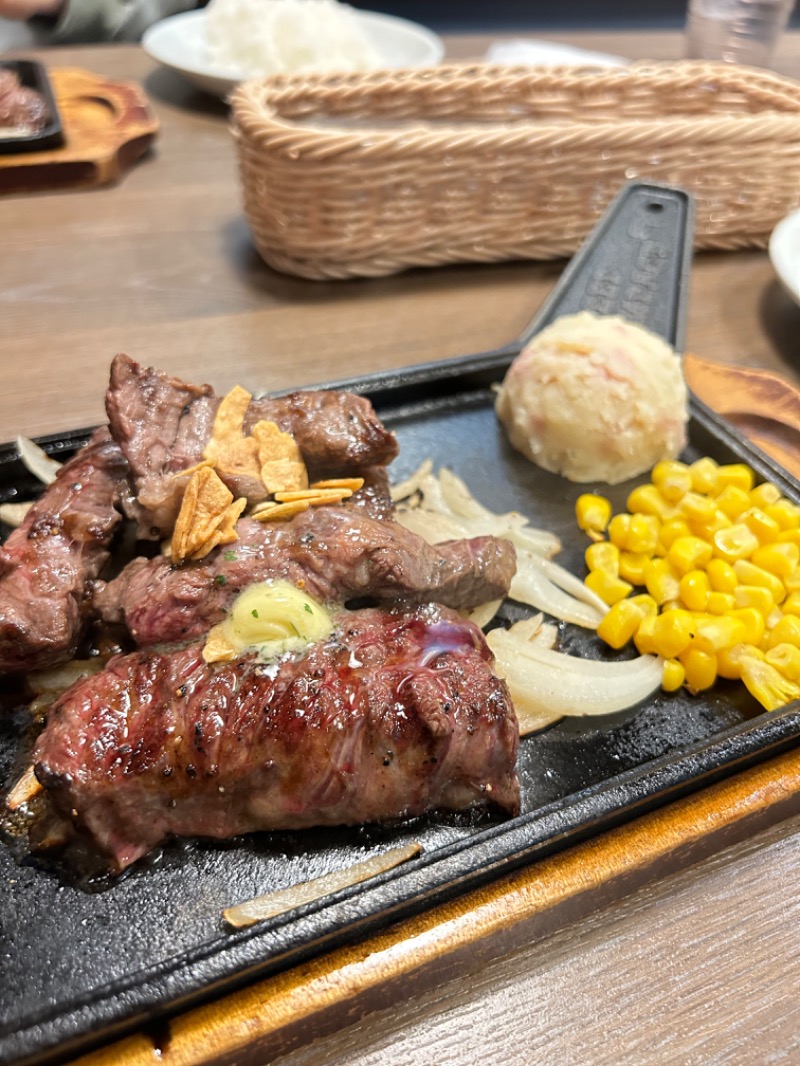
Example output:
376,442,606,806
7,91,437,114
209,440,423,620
92,508,516,646
0,68,47,133
106,355,399,538
0,428,127,673
34,605,519,871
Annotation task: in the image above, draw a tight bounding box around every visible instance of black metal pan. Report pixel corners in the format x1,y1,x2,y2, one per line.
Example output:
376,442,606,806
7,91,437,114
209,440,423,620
2,181,798,1066
0,60,64,156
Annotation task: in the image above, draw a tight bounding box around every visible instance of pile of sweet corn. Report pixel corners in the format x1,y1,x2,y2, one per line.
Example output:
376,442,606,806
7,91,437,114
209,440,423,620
576,457,800,711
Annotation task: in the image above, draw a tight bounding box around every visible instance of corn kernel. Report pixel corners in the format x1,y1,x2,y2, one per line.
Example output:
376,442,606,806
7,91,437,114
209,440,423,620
651,609,695,658
742,508,780,545
692,613,747,654
644,557,681,605
585,541,620,576
679,569,710,612
782,592,800,617
608,513,632,551
658,517,693,552
633,613,658,656
712,523,759,563
667,536,713,576
733,584,775,617
584,569,633,606
662,658,686,691
651,460,692,503
707,590,736,614
691,510,732,542
777,529,800,550
784,566,800,593
628,593,658,617
596,598,647,649
689,457,719,495
729,608,766,646
751,541,800,578
576,494,612,539
733,560,786,605
618,551,650,586
716,463,755,493
680,647,718,692
765,643,800,681
765,500,800,531
715,485,752,521
749,482,782,509
626,484,672,520
627,514,660,555
679,492,718,527
766,613,800,650
706,558,738,593
716,644,748,680
739,654,800,710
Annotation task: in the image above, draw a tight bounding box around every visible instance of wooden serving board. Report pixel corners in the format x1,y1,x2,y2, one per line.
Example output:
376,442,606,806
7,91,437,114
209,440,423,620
68,359,800,1066
0,68,158,194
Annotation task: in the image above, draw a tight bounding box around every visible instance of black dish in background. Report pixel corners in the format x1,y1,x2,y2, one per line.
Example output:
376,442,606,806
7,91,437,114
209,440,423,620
3,182,800,1066
0,60,64,155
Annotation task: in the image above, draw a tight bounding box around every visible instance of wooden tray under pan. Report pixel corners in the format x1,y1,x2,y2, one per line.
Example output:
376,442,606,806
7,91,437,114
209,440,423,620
0,67,158,194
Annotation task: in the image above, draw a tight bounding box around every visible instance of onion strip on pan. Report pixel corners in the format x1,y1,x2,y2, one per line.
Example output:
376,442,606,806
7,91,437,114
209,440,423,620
223,842,422,928
394,464,606,630
16,435,62,486
0,438,63,527
488,622,663,735
393,462,562,559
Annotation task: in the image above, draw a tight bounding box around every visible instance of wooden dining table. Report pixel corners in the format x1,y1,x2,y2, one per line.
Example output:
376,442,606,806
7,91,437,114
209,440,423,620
3,25,800,1066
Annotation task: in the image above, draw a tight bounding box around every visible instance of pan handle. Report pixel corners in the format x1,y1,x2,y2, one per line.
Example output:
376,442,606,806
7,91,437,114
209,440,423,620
517,181,695,352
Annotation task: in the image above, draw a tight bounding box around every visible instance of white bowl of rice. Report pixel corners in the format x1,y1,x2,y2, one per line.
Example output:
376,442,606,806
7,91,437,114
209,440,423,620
143,0,445,98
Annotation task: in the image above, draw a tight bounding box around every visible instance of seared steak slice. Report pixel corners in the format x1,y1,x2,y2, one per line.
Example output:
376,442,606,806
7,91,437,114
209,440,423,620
106,355,399,538
0,428,127,674
105,354,217,539
92,508,516,646
0,68,47,133
34,605,520,871
347,466,395,521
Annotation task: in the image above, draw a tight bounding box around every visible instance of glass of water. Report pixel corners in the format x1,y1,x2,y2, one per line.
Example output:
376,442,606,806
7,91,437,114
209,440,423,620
685,0,796,67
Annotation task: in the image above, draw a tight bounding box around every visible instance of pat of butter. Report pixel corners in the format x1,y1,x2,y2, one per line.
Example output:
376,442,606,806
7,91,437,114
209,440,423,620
203,581,333,663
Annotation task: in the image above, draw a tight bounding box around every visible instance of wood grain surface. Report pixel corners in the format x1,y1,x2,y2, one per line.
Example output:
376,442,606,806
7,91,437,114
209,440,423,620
2,27,800,1066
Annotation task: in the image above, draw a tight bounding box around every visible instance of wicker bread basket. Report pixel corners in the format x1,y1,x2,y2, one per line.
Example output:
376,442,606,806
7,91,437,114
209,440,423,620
231,61,800,280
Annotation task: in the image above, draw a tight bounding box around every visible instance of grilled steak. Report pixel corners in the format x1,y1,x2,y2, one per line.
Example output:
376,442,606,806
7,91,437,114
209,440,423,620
0,69,47,133
92,508,516,646
0,428,127,673
34,605,520,871
106,355,399,538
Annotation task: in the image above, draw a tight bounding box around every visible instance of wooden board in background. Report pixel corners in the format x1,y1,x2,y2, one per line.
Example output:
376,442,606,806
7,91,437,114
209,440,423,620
0,68,158,194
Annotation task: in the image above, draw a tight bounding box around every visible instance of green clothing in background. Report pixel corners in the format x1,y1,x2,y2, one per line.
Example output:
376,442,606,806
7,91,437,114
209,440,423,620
34,0,197,41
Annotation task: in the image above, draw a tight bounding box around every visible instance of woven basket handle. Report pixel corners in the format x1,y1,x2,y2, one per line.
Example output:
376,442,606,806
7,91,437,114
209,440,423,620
517,181,695,352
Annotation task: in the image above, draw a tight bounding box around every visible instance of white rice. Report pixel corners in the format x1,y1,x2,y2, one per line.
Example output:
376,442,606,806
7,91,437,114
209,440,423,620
205,0,383,76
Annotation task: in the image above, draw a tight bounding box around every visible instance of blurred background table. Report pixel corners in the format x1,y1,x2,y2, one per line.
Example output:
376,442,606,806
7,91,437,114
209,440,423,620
2,27,800,1066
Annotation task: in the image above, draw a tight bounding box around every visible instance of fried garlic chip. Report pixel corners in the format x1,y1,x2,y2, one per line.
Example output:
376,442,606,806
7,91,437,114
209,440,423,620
252,420,308,494
251,498,311,522
201,386,264,487
310,477,365,493
202,622,237,664
204,385,252,461
172,467,240,563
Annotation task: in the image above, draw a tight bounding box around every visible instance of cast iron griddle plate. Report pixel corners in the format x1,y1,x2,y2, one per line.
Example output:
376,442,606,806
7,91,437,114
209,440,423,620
0,60,63,155
3,183,800,1066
